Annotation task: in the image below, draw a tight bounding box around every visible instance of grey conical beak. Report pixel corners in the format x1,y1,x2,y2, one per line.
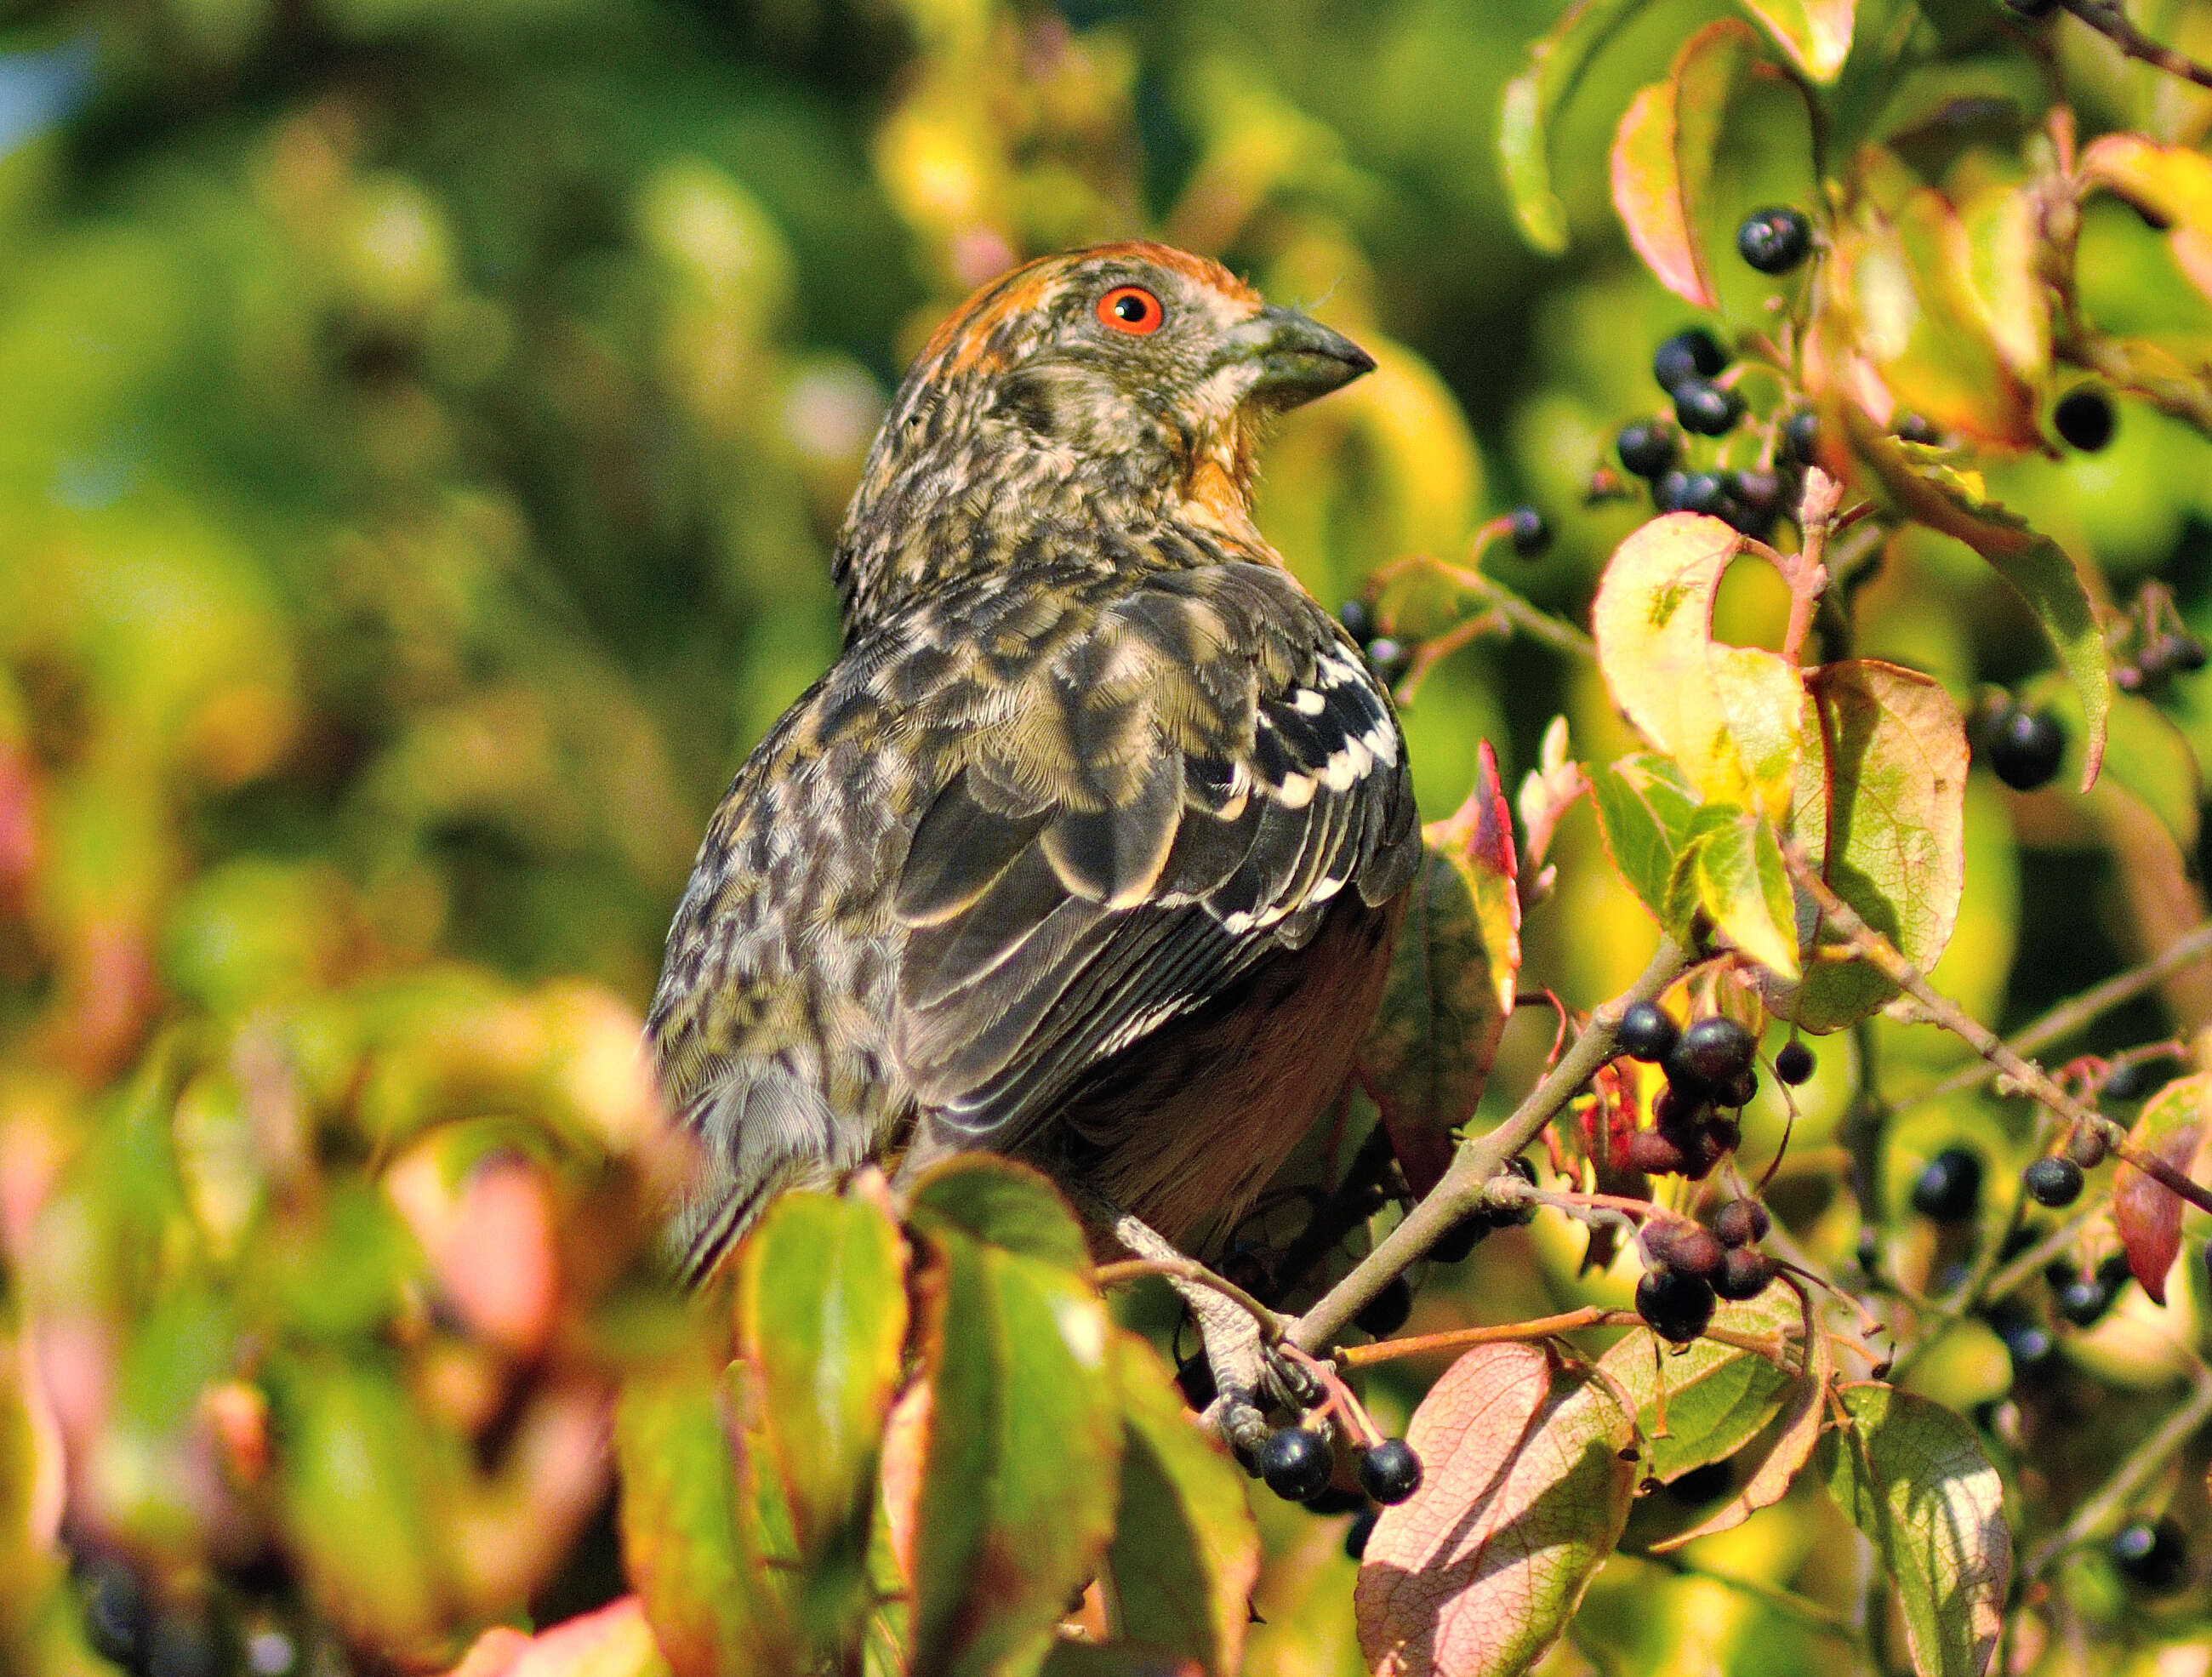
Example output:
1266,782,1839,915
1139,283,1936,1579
1230,305,1377,407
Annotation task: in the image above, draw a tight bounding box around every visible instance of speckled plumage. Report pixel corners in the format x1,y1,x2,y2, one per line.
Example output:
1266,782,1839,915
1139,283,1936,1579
647,242,1418,1281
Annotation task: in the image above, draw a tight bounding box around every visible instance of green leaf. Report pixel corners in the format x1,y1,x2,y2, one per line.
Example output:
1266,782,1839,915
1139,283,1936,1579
1358,741,1520,1196
1817,1384,2010,1677
905,1154,1093,1273
1678,805,1799,978
2018,674,2201,858
1501,0,1664,254
1610,21,1759,308
1591,513,1806,824
1849,423,2109,785
1764,659,1968,1031
616,1349,796,1677
1356,1343,1635,1677
1955,179,2050,385
738,1189,909,1637
1101,1334,1261,1675
1597,1287,1799,1483
2114,1069,2211,1303
1592,753,1703,923
1735,0,1855,79
905,1191,1121,1677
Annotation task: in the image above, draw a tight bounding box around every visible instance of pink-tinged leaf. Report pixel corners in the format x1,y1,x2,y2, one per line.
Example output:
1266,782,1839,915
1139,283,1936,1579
1611,22,1759,307
1591,514,1806,824
1650,1282,1831,1551
1516,716,1589,876
1597,1285,1801,1485
1735,0,1855,81
1816,1385,2009,1677
1359,746,1521,1195
442,1598,672,1677
1501,0,1667,253
2115,1070,2211,1303
2080,135,2212,311
1357,1343,1635,1677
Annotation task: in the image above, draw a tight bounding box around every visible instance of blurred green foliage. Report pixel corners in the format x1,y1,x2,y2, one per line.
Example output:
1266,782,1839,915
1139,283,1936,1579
4,0,2212,1670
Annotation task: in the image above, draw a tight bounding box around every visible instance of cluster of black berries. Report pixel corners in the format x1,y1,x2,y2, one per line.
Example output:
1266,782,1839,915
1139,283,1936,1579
1256,1425,1423,1511
1637,1198,1780,1343
1612,329,1825,540
1970,693,2066,792
1615,1006,1776,1178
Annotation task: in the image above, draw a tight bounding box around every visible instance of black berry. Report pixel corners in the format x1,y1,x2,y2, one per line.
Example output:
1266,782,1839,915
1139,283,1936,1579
2055,1273,2116,1326
1987,706,2066,791
1508,505,1552,557
1428,1213,1491,1264
2023,1155,2084,1208
2112,1518,2189,1592
1776,1041,1815,1085
1674,378,1745,436
1354,1275,1413,1338
1359,1439,1424,1505
1713,1246,1778,1301
1364,637,1412,687
1303,1483,1366,1515
1617,1001,1679,1063
1894,413,1941,445
1345,1508,1378,1560
1912,1148,1984,1223
1988,1302,2055,1370
2055,387,2116,452
1654,468,1729,516
1719,1067,1759,1108
1711,1199,1770,1247
1654,328,1729,391
1736,206,1813,274
1258,1427,1335,1503
1175,1350,1217,1411
1338,598,1374,642
1782,408,1821,466
1617,420,1679,479
1637,1266,1719,1343
77,1553,148,1668
1665,1460,1734,1504
1671,1015,1758,1090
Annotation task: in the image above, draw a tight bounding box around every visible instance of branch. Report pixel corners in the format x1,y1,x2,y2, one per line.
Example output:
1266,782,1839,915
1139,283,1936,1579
1785,853,2212,1219
1092,1257,1286,1340
2061,0,2212,90
1906,918,2212,1110
2022,1363,2212,1580
1286,937,1689,1355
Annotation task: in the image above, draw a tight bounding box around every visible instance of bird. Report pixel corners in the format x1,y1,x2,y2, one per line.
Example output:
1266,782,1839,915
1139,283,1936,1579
646,240,1419,1312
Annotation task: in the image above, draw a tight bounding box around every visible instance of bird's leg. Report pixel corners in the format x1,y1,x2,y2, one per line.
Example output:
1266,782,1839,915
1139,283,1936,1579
1099,1208,1285,1457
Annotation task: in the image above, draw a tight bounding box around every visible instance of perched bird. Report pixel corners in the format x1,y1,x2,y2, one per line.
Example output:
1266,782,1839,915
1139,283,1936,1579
647,241,1418,1292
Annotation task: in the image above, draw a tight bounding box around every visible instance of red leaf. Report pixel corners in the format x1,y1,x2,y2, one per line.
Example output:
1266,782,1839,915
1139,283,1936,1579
2115,1070,2211,1303
1609,22,1759,309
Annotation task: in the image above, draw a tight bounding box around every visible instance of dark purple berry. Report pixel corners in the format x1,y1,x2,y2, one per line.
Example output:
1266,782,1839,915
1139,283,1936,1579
1894,413,1941,445
1987,706,2065,791
1988,1302,2054,1370
1671,1015,1758,1090
1354,1275,1413,1338
1617,1001,1679,1064
2055,387,2116,453
2112,1519,2188,1591
1711,1199,1770,1248
1508,505,1552,557
1737,207,1813,274
1428,1213,1491,1263
1776,1041,1815,1085
2055,1273,2116,1326
1655,328,1729,391
1258,1427,1334,1503
1359,1439,1424,1505
1674,378,1745,436
1713,1246,1778,1301
1627,1127,1689,1176
1783,408,1821,465
2023,1155,2084,1208
1645,1221,1726,1279
1912,1148,1983,1223
1637,1266,1718,1343
1617,420,1679,479
1364,637,1412,687
1338,598,1374,642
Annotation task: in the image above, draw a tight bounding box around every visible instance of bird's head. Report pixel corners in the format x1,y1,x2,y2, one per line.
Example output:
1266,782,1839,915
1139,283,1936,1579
834,242,1375,628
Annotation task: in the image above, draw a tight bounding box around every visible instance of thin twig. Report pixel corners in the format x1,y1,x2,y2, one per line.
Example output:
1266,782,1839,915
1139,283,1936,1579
1906,919,2212,1111
1786,853,2212,1219
1339,1308,1793,1370
2062,0,2212,89
1286,938,1690,1355
2023,1362,2212,1579
1092,1257,1286,1340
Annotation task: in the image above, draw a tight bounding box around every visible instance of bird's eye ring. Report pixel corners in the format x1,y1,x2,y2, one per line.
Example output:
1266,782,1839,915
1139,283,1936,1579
1096,285,1165,335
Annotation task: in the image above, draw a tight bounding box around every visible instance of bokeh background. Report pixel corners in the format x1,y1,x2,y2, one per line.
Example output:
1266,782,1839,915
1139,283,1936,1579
5,0,2212,1670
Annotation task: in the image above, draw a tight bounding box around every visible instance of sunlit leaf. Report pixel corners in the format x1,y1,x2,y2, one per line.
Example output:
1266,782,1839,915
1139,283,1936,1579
1356,1343,1635,1677
1597,1286,1799,1483
1735,0,1855,80
903,1160,1120,1677
1816,1383,2009,1677
1591,513,1807,823
1360,742,1520,1195
1611,22,1760,308
738,1190,909,1634
1764,659,1968,1031
2114,1070,2210,1303
1102,1335,1260,1675
1592,753,1703,924
1848,426,2109,785
1675,802,1799,977
1955,180,2050,384
1502,0,1666,253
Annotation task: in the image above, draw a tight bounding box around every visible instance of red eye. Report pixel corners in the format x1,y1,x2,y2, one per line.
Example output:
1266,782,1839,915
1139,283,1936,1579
1096,285,1165,334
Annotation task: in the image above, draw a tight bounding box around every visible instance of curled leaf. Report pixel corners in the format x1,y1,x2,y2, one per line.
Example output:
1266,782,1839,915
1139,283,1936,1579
1502,0,1665,253
1592,753,1703,926
1735,0,1855,80
2114,1069,2210,1303
1611,22,1760,308
1357,1344,1634,1677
